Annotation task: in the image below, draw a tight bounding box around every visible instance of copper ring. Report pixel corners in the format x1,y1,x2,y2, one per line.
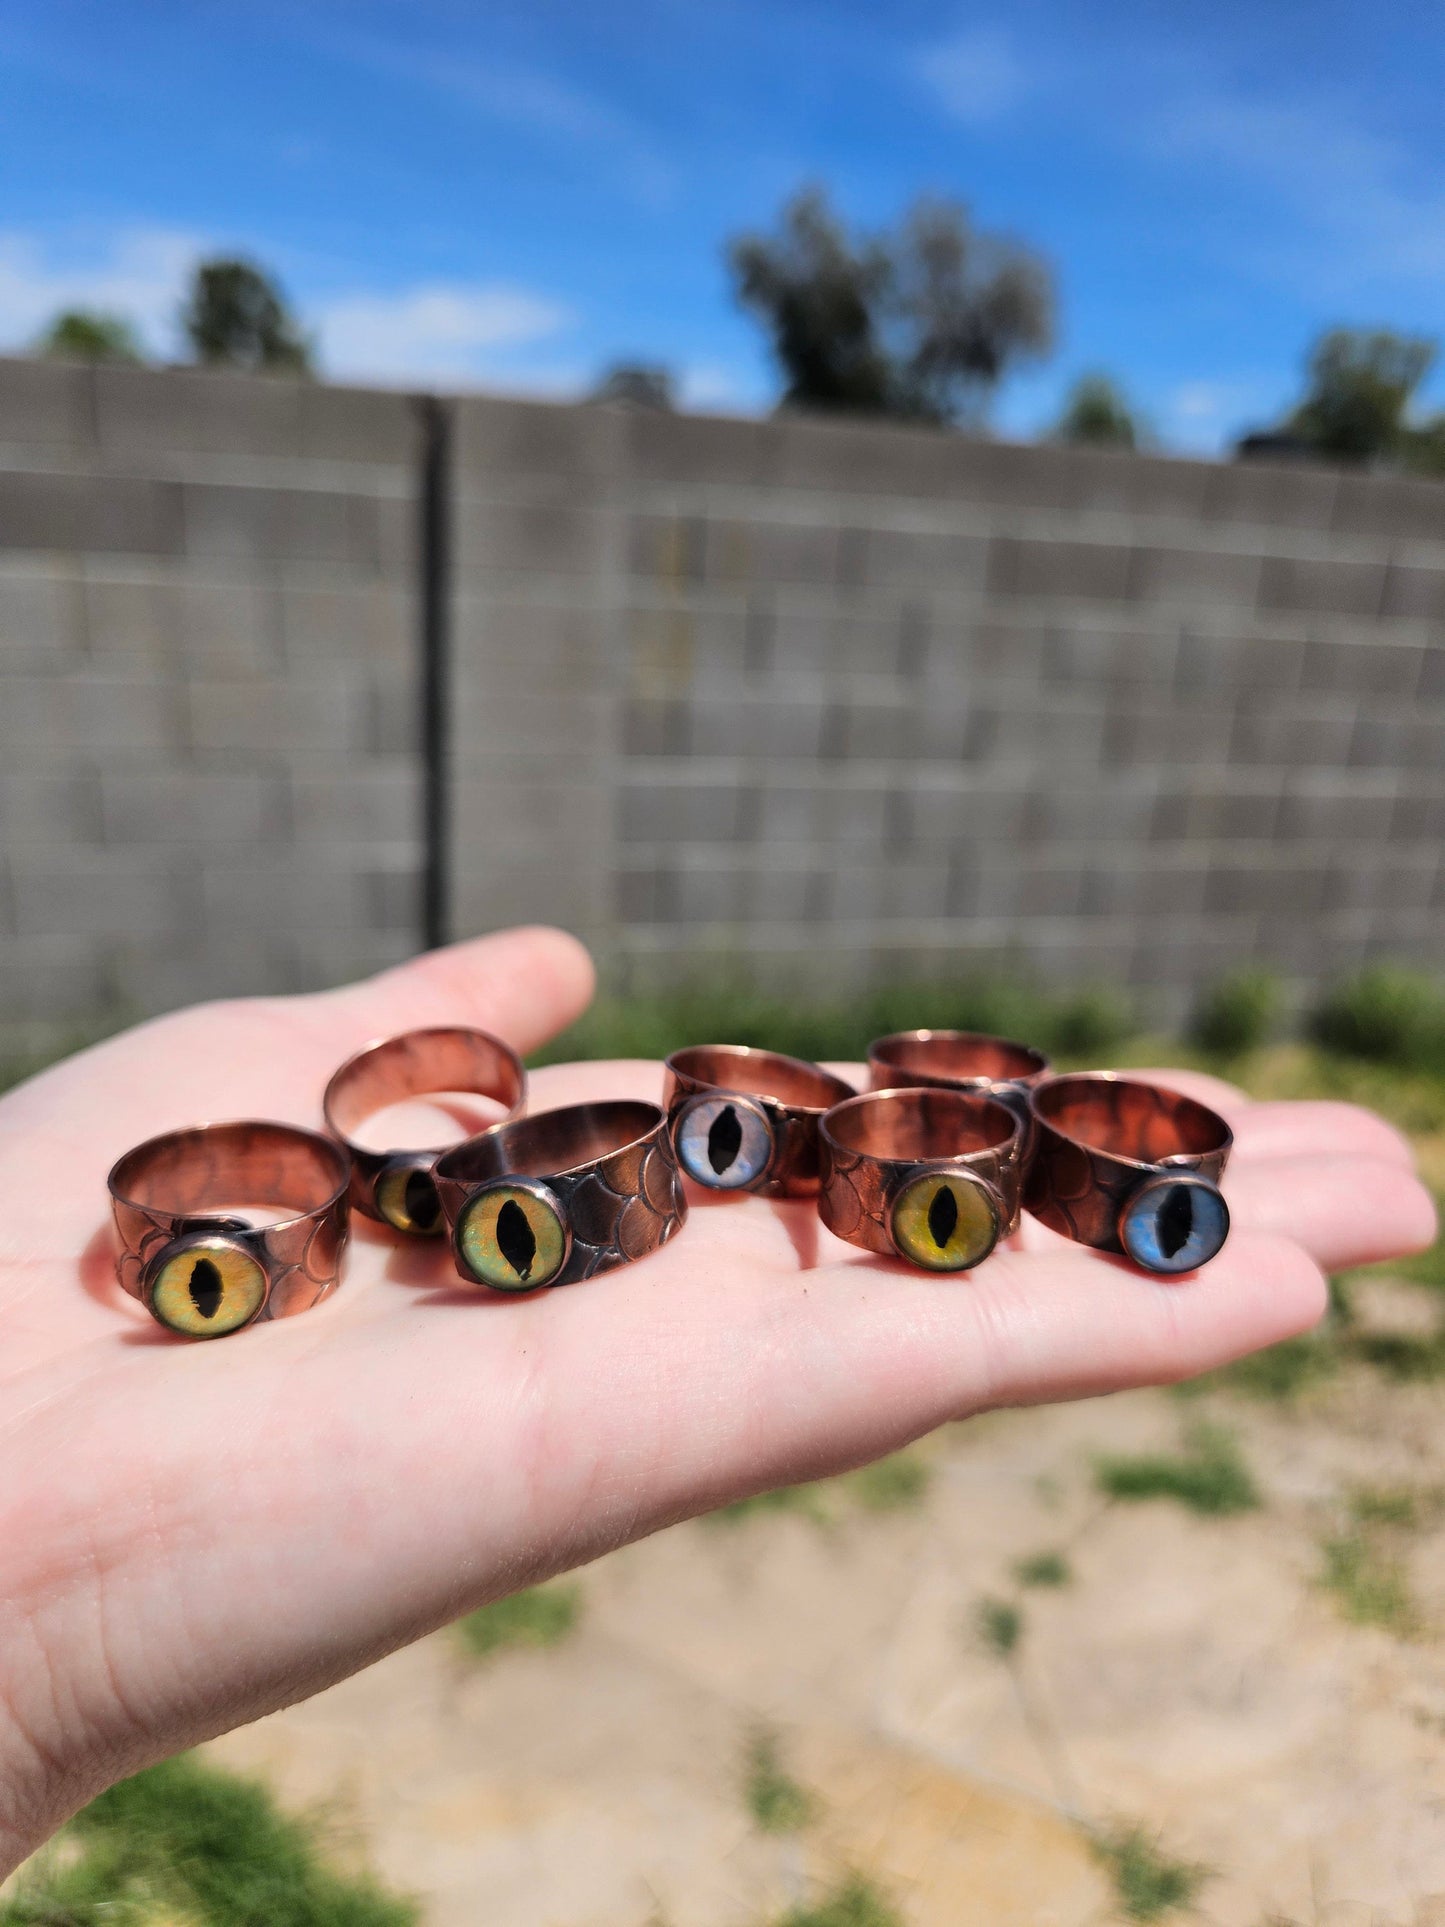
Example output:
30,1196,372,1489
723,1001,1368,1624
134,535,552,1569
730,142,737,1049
1026,1073,1233,1274
435,1100,686,1292
867,1028,1050,1149
663,1045,856,1199
818,1088,1025,1272
323,1027,526,1237
108,1121,351,1338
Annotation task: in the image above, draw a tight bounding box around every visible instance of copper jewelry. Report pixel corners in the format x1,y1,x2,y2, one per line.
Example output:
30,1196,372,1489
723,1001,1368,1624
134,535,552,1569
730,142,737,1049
108,1122,351,1338
1026,1073,1232,1274
435,1101,686,1292
323,1027,526,1236
818,1088,1025,1272
663,1045,856,1199
867,1028,1049,1101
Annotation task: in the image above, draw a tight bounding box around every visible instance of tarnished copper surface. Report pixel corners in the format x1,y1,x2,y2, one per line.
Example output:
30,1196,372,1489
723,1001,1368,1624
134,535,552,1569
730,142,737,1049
1025,1072,1233,1255
435,1099,686,1288
323,1026,526,1231
662,1044,856,1198
108,1120,351,1329
818,1087,1025,1263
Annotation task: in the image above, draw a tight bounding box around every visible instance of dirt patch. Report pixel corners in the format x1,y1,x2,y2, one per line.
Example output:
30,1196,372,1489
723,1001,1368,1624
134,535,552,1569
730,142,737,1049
209,1347,1445,1925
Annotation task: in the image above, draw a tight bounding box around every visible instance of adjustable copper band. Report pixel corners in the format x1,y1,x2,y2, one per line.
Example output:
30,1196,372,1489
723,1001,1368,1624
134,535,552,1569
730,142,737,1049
323,1026,526,1237
819,1087,1025,1272
108,1120,351,1338
435,1100,686,1292
1026,1073,1233,1275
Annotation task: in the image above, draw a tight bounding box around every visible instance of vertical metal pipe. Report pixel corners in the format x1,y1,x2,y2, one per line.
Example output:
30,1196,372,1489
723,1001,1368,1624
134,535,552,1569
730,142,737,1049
415,395,451,952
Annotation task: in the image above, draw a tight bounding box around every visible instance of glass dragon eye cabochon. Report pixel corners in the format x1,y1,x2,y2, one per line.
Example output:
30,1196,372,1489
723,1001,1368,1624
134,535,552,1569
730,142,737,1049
456,1179,570,1291
674,1092,774,1190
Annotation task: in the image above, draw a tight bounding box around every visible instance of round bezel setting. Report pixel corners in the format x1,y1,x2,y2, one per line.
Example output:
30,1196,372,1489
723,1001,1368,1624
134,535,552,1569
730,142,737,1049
143,1231,270,1338
673,1091,775,1191
454,1177,571,1292
1117,1172,1230,1275
888,1165,1002,1272
373,1153,444,1237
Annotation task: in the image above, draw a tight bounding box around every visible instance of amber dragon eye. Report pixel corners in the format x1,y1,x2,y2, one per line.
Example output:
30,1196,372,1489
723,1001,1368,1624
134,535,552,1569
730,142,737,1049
148,1236,268,1337
456,1182,568,1291
674,1094,773,1190
374,1157,444,1235
889,1171,1001,1272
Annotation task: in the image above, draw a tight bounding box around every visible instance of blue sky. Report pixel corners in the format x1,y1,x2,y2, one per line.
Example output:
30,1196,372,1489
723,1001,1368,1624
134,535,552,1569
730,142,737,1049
2,0,1444,449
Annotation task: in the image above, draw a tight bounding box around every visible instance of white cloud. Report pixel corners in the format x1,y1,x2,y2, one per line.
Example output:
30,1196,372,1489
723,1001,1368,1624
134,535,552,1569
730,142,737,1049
0,225,201,355
316,284,572,384
914,27,1030,125
0,225,575,389
1160,376,1278,452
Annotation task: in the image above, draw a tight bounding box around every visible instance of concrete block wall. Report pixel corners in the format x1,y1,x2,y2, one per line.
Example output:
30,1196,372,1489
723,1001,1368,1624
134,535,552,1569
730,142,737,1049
452,400,1444,1015
0,357,423,1052
3,357,1442,1053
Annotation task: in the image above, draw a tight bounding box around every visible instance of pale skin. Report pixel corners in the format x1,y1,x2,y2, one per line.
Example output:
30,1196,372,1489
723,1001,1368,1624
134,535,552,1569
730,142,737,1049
0,926,1436,1877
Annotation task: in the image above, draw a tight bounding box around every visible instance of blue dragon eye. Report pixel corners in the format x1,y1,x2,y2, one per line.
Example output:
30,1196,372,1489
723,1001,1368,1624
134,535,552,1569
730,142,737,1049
1120,1177,1229,1274
675,1095,772,1190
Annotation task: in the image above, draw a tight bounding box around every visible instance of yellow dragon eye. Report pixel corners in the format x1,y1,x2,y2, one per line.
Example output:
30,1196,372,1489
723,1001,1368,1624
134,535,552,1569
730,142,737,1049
148,1237,268,1337
456,1183,567,1291
889,1172,999,1272
374,1159,443,1235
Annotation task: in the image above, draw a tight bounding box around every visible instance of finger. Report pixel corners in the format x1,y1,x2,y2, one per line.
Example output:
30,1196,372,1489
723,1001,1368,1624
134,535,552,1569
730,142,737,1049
325,926,594,1054
1224,1154,1438,1271
3,928,595,1183
1228,1100,1418,1170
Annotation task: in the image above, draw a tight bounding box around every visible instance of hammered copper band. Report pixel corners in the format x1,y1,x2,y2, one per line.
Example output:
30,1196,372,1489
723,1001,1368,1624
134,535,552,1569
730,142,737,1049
435,1100,686,1292
323,1026,526,1237
663,1045,857,1199
818,1088,1025,1272
1026,1073,1233,1275
108,1121,351,1338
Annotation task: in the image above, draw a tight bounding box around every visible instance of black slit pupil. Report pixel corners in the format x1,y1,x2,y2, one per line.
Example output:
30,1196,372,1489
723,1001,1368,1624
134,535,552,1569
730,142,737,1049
496,1199,537,1279
707,1105,744,1175
188,1256,225,1320
403,1168,439,1231
1157,1185,1195,1260
927,1185,959,1249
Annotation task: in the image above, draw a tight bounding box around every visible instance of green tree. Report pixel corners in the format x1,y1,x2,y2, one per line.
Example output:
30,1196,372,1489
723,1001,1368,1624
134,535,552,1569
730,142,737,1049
1286,328,1434,464
182,257,312,373
35,310,143,363
729,186,1053,424
1056,372,1138,447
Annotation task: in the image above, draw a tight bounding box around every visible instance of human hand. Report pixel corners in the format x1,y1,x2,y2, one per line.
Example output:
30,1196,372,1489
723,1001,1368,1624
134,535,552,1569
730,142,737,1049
0,927,1435,1872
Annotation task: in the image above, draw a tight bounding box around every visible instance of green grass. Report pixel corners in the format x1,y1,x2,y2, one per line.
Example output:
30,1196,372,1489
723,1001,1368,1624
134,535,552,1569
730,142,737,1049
1188,968,1281,1057
975,1595,1024,1656
710,1482,831,1525
744,1732,814,1834
843,1451,931,1512
1176,1330,1340,1403
1089,1827,1208,1922
1095,1424,1260,1516
771,1875,902,1927
532,974,1133,1069
0,1752,416,1927
1356,1479,1433,1526
454,1582,581,1659
1013,1549,1072,1589
1319,1533,1419,1636
710,1452,929,1526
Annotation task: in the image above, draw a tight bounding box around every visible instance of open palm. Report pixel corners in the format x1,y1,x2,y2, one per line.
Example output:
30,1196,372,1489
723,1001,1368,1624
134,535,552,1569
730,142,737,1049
0,926,1435,1875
